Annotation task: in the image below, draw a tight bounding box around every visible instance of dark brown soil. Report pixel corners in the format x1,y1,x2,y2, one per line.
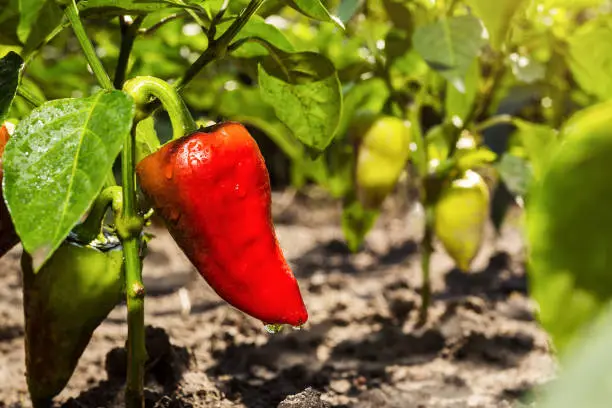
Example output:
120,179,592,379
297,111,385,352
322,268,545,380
0,189,555,408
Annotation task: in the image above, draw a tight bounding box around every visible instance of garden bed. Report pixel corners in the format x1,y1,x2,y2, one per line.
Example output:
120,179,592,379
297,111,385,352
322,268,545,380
0,191,555,408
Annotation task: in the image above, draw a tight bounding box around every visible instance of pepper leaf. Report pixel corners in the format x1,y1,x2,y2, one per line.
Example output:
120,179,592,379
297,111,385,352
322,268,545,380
0,52,23,123
258,45,343,154
18,0,63,54
219,15,295,58
413,15,487,93
78,0,202,16
3,90,134,271
464,0,526,50
527,100,612,353
287,0,345,29
342,193,380,253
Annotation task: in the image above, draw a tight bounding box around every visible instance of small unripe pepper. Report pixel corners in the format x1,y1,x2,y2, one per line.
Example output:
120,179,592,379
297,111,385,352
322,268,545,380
353,113,412,209
136,122,308,327
434,170,490,271
0,122,19,257
22,234,124,406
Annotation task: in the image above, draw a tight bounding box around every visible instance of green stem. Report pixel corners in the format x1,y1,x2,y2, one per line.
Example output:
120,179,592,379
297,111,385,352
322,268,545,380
120,126,146,408
73,186,123,243
418,205,435,324
472,114,514,133
138,13,185,36
17,87,45,107
138,0,263,119
114,16,145,89
173,0,265,91
64,0,113,90
123,76,197,139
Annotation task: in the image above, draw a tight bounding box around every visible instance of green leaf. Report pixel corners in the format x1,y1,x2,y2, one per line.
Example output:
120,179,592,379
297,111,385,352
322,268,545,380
219,16,295,58
288,0,345,29
495,153,532,197
22,0,63,55
258,49,343,153
539,305,612,408
342,194,380,252
465,0,525,50
336,78,390,139
16,0,62,52
445,59,479,122
3,90,134,271
511,119,557,179
336,0,364,23
78,0,201,16
382,0,413,33
568,20,612,101
413,15,487,92
17,0,45,43
509,52,546,84
0,0,22,45
542,0,606,8
0,51,23,123
527,100,612,353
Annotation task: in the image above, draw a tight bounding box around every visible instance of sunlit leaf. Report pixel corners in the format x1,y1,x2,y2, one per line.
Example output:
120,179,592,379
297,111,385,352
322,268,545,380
3,90,134,270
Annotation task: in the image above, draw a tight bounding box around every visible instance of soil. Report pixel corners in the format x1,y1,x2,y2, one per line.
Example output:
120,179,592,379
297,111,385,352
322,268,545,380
0,188,556,408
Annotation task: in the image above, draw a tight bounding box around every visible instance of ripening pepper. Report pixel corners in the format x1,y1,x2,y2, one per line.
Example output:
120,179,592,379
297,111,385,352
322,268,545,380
352,113,412,209
22,236,124,406
0,122,19,257
136,122,308,327
434,170,490,271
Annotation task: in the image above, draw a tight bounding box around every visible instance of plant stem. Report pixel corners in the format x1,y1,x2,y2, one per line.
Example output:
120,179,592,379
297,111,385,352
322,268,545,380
73,186,123,243
447,57,507,159
121,126,146,408
418,205,435,324
17,87,45,107
472,114,514,133
64,0,113,90
114,16,145,89
138,13,185,36
173,0,265,91
123,76,197,139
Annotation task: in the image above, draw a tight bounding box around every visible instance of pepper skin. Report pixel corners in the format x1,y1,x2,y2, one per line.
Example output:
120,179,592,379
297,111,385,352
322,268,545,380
22,236,124,406
434,170,490,271
352,113,412,209
0,123,18,257
136,122,308,326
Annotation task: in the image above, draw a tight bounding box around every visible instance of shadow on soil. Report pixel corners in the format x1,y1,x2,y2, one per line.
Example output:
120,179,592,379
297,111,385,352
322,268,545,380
63,251,538,408
291,238,418,278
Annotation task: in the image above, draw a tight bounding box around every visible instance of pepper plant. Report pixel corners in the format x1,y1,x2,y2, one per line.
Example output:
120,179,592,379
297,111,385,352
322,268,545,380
0,0,343,406
271,0,612,325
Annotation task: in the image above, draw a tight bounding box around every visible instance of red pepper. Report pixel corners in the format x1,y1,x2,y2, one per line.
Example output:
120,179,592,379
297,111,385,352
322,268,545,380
136,122,308,326
0,123,18,257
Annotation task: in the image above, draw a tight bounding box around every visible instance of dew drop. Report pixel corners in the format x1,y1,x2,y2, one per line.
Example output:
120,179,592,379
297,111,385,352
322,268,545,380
164,163,174,179
234,183,246,198
264,324,284,334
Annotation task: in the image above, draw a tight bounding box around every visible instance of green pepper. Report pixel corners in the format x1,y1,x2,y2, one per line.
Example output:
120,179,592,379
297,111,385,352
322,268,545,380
22,233,125,407
353,113,412,209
